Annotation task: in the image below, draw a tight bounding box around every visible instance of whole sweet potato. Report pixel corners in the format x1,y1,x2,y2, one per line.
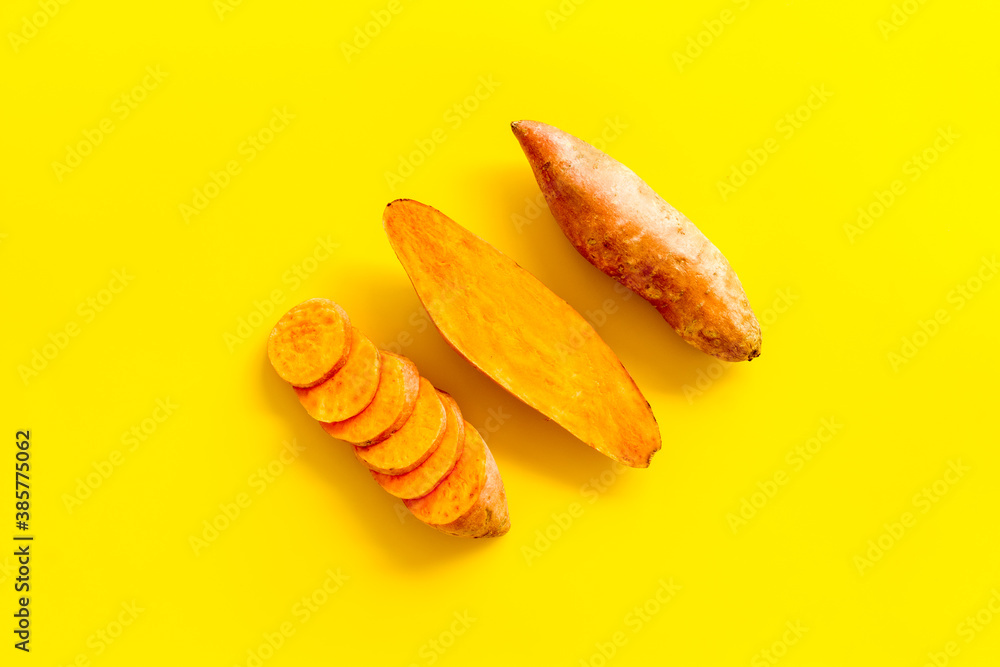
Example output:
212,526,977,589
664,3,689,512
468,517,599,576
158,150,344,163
512,120,761,362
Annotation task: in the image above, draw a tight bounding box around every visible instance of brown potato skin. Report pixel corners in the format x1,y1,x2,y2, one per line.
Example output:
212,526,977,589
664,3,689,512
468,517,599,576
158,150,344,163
512,120,761,362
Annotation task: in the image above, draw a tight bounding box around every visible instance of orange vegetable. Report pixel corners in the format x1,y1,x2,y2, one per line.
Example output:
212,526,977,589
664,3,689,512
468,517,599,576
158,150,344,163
512,119,761,362
383,199,661,468
370,391,466,500
294,327,381,422
405,421,509,537
267,298,352,387
354,376,447,475
321,352,420,445
269,299,510,538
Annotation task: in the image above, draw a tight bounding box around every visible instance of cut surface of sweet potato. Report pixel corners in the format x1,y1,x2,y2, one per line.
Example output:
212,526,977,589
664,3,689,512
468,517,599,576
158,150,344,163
354,376,447,475
434,445,509,538
370,391,466,499
268,298,352,387
322,352,419,445
295,327,381,422
383,199,661,468
405,420,487,525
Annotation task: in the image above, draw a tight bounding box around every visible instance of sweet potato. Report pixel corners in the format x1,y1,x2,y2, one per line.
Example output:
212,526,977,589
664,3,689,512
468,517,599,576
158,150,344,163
511,120,761,362
383,199,661,468
269,298,510,538
294,327,381,422
405,421,509,537
369,391,466,500
354,376,447,475
322,352,420,445
267,298,352,387
433,445,509,538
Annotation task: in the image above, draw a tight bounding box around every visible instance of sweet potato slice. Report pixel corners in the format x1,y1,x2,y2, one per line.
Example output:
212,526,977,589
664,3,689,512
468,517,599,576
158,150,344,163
294,328,381,422
322,352,419,445
434,445,509,538
512,119,761,362
369,391,466,499
268,298,352,387
354,376,447,475
383,199,661,468
403,420,485,523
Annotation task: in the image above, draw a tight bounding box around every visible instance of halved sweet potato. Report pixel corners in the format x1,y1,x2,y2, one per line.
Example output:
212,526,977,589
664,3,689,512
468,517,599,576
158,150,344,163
383,199,661,468
354,376,447,475
370,391,466,499
295,327,381,422
322,352,420,445
268,298,352,387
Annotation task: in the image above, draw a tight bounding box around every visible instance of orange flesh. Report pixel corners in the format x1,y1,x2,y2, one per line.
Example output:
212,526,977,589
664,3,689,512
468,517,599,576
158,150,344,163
383,199,661,468
354,377,447,475
370,392,466,499
404,420,487,525
322,352,419,445
267,298,352,387
295,328,381,422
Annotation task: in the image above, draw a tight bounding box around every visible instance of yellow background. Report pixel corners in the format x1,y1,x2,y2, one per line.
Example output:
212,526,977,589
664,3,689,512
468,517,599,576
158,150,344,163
3,0,999,665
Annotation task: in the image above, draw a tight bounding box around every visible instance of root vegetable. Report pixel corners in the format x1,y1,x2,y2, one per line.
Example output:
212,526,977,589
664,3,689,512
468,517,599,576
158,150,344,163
354,376,448,475
321,352,420,446
267,298,352,387
294,327,381,422
405,421,509,538
370,391,466,500
383,199,660,468
269,300,510,538
511,119,761,362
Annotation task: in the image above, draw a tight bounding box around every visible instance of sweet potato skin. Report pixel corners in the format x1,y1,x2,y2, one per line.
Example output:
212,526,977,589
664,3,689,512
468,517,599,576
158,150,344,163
512,120,761,362
383,199,660,468
432,445,510,538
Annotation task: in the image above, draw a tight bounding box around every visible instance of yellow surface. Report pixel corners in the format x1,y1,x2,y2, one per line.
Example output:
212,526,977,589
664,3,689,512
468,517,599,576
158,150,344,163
2,1,998,665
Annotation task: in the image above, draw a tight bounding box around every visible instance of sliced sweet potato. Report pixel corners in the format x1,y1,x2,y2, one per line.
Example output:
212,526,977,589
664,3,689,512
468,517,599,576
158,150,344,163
322,352,419,445
383,199,661,468
434,445,509,538
354,376,447,475
369,391,466,499
405,422,509,537
294,328,381,422
405,420,487,523
268,298,352,387
512,119,761,362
